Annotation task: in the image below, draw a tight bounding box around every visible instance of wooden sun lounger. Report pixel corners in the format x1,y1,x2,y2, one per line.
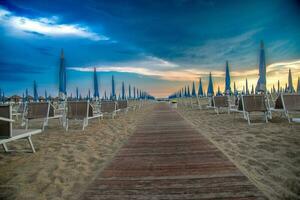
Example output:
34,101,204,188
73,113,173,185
100,101,118,119
22,102,63,131
238,94,269,125
66,101,103,131
0,105,42,153
212,96,230,114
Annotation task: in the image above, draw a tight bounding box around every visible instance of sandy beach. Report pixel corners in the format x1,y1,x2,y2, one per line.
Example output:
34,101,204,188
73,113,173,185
0,101,299,200
177,104,300,200
0,103,154,200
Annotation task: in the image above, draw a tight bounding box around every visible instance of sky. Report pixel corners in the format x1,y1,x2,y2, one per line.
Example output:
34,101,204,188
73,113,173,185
0,0,300,98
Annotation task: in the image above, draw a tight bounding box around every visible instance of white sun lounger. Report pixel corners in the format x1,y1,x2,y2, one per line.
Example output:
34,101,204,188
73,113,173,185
0,105,42,153
282,93,300,122
212,96,230,114
66,101,103,131
22,102,63,131
117,100,129,113
100,101,118,119
239,94,269,125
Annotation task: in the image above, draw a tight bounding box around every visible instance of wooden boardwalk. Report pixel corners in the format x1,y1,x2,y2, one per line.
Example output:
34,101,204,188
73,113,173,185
81,103,266,200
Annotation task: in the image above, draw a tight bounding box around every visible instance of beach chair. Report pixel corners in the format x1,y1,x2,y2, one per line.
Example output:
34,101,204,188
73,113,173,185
196,97,210,109
0,105,42,153
117,100,129,113
271,94,300,123
22,102,63,131
228,95,238,110
238,94,269,125
66,101,103,131
100,101,118,119
11,102,24,120
212,96,230,114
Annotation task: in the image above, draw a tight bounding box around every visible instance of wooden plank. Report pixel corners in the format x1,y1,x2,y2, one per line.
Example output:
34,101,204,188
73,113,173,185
80,103,266,200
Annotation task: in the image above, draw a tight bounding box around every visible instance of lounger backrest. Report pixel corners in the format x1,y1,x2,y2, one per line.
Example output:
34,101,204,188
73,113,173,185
27,102,51,119
282,94,300,111
274,95,283,109
242,95,267,112
0,105,12,139
117,100,128,109
213,96,229,108
100,101,116,113
17,103,25,113
228,96,236,105
67,101,92,119
198,97,209,105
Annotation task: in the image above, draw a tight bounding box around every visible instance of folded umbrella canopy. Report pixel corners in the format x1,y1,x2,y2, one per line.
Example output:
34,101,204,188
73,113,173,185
198,78,203,97
255,41,267,93
33,81,38,102
224,61,232,95
207,72,214,97
93,67,100,99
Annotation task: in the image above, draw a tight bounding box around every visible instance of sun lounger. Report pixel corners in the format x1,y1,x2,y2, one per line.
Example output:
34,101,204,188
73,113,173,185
22,102,63,131
11,102,25,120
271,93,300,123
228,95,238,110
117,100,128,113
212,96,230,114
237,94,268,125
100,101,118,119
196,97,210,109
0,105,42,153
66,101,103,131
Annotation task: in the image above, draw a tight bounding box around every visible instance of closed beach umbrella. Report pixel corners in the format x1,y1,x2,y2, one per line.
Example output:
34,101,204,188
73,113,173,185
93,67,100,99
187,85,191,97
251,84,254,94
33,81,38,102
45,90,48,101
104,90,107,100
256,41,267,93
59,49,67,99
225,61,232,95
198,78,203,97
245,79,249,95
287,69,295,93
88,89,91,100
216,86,222,96
191,81,196,97
111,75,116,100
133,86,136,99
121,81,125,100
233,82,238,96
25,88,29,102
76,87,79,100
207,72,214,97
128,84,131,99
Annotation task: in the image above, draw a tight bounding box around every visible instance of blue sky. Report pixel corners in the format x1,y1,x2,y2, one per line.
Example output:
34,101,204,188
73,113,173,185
0,0,300,97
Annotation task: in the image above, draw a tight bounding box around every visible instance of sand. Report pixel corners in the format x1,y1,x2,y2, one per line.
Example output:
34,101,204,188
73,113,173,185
0,103,154,200
1,101,299,200
177,103,300,200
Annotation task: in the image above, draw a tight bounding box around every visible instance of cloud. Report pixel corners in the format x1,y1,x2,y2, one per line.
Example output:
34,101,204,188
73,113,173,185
69,58,300,90
0,7,108,41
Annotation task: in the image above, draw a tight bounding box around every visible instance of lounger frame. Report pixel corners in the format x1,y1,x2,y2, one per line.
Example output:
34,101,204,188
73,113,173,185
66,101,103,131
0,105,42,153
